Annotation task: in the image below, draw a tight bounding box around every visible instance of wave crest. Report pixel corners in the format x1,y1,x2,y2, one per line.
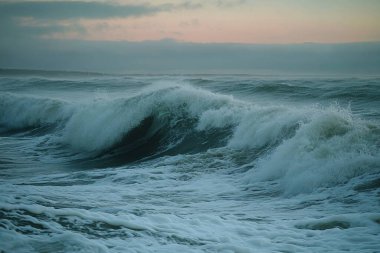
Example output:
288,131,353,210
246,106,380,194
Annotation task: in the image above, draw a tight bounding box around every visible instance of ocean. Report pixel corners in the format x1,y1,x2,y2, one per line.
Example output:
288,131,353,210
0,71,379,252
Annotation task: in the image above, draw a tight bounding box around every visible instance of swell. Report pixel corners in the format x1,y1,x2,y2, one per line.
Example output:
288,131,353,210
189,78,380,106
1,82,379,193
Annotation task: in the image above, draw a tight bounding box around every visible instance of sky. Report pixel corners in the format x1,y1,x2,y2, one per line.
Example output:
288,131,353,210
1,0,380,74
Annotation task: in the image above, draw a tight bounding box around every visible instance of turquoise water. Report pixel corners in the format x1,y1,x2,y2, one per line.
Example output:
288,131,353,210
1,72,379,252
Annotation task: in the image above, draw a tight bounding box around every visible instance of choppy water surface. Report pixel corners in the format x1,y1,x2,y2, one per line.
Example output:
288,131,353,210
1,72,379,252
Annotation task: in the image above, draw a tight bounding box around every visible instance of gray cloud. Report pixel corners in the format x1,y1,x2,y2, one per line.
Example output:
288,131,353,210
215,0,247,8
0,1,170,20
177,1,203,10
0,1,188,43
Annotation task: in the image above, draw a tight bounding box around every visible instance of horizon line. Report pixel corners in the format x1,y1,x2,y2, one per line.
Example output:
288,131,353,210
2,68,380,78
42,38,380,46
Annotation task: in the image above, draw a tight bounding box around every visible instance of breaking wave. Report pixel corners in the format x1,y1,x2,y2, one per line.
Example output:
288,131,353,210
1,82,379,193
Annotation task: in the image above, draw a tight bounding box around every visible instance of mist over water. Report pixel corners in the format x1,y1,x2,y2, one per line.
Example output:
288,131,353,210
0,72,379,252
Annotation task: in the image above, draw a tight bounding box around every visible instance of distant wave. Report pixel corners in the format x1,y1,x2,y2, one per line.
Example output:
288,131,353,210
0,68,107,77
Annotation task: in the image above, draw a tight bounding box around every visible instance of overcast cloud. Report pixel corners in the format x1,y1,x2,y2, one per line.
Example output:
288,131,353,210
0,0,379,75
0,1,181,20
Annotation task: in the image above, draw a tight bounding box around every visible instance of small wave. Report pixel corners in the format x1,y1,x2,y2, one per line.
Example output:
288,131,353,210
0,93,72,131
295,213,380,230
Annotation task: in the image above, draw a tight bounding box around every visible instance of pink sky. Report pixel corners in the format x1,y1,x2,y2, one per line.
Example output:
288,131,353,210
45,0,380,44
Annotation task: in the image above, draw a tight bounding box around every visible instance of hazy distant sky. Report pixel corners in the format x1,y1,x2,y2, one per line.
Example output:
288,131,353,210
1,0,380,43
1,0,380,74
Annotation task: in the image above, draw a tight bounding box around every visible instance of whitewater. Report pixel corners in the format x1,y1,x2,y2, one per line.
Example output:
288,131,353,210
0,71,379,253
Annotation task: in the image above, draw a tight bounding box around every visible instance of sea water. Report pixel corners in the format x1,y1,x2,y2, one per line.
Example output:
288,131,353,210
0,71,379,252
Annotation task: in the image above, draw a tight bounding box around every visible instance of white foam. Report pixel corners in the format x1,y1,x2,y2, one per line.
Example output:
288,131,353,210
227,105,306,149
1,150,379,253
245,105,380,194
0,228,108,253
